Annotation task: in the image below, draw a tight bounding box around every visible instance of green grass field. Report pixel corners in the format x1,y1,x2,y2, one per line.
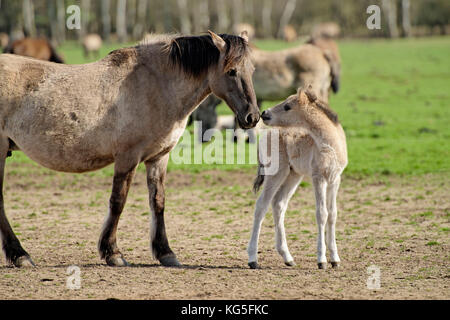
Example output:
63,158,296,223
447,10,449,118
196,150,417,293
6,37,450,177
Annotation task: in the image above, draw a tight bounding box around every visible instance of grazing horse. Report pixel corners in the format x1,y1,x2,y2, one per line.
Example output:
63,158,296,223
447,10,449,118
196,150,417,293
3,37,64,63
82,34,102,59
0,31,259,267
248,87,347,269
194,40,340,141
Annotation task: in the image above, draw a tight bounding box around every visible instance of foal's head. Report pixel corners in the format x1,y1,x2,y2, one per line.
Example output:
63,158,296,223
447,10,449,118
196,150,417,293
261,86,339,128
169,31,259,129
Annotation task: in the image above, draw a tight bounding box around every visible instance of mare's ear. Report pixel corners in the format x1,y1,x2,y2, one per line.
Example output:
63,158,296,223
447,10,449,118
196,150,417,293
239,30,249,43
208,30,226,54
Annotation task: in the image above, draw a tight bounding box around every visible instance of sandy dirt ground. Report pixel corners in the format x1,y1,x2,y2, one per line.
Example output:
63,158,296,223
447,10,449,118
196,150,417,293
0,164,448,299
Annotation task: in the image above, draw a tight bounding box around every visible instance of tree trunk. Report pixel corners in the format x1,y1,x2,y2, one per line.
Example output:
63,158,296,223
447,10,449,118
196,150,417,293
47,0,57,42
401,0,411,37
101,0,111,41
22,0,36,37
177,0,191,34
232,0,242,31
193,0,209,33
216,0,229,32
80,0,91,39
116,0,127,42
56,0,65,43
382,0,399,38
133,0,148,39
277,0,297,39
262,0,272,37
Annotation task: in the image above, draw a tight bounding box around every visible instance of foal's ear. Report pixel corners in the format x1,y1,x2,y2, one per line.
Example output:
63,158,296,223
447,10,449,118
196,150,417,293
208,30,226,54
297,88,309,105
305,86,318,103
239,30,249,43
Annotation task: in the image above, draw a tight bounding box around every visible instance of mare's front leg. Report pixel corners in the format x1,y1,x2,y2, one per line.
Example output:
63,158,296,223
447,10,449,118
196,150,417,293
98,159,138,266
312,174,329,269
145,154,180,267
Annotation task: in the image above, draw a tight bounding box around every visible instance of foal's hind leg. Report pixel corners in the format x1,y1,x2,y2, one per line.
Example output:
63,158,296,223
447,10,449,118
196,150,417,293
98,161,137,266
326,176,341,268
0,137,34,267
145,154,180,267
247,166,289,269
271,172,302,266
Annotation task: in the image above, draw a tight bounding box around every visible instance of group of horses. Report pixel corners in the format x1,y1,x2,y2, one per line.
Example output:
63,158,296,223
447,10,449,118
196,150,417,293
0,28,346,270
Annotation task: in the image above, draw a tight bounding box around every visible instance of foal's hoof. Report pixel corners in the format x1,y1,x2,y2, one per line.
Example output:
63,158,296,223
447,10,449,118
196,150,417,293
318,262,327,270
13,255,35,268
106,254,129,267
248,261,260,269
331,262,340,269
285,260,296,267
159,254,181,267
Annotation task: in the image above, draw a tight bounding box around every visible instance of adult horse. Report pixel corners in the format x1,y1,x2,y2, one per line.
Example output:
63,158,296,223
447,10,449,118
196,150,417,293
0,31,259,267
3,37,64,63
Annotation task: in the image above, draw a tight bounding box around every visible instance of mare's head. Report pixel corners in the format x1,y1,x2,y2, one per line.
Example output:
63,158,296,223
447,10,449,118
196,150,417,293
169,31,259,129
261,86,339,128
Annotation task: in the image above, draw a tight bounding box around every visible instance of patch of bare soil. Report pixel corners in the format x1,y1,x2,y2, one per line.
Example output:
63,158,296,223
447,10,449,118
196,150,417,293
0,165,448,299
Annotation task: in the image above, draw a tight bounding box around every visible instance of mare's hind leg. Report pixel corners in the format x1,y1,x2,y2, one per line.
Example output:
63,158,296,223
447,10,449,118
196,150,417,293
145,154,180,267
271,171,302,266
0,137,34,267
98,160,137,266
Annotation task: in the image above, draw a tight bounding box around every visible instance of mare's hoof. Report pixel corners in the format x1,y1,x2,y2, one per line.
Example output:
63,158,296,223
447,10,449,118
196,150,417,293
106,254,129,267
248,261,260,269
13,255,35,268
318,262,327,270
331,262,340,269
285,260,296,267
159,254,181,267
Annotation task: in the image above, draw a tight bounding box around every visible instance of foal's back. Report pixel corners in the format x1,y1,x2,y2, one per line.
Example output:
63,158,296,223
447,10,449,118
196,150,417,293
282,124,347,181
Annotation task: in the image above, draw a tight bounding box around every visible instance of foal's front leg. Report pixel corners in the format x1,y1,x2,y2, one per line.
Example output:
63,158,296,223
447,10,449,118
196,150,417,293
145,154,180,267
98,162,137,266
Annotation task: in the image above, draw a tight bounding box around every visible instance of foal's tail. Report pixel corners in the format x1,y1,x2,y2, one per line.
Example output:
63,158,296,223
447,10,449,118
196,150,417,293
253,158,265,193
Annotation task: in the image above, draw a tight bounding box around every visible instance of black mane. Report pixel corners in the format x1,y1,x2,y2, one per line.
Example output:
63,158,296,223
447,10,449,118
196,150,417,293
168,34,248,78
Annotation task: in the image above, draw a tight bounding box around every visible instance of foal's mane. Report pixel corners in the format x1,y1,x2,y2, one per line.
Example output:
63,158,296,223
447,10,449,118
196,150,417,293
166,34,250,78
304,90,339,125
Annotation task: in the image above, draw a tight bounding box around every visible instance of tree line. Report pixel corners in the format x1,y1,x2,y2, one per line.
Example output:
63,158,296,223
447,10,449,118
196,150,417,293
0,0,449,43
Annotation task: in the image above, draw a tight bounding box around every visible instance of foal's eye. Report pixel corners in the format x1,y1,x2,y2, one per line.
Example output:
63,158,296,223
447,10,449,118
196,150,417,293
227,69,237,77
284,104,291,111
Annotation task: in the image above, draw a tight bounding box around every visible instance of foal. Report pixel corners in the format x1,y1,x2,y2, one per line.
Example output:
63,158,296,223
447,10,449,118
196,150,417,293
247,88,347,269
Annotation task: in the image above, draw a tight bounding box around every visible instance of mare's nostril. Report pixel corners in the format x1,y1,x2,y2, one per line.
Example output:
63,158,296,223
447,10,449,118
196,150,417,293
246,113,254,124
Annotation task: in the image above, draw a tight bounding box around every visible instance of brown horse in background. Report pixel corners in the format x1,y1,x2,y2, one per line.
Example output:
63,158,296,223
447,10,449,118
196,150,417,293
3,37,64,63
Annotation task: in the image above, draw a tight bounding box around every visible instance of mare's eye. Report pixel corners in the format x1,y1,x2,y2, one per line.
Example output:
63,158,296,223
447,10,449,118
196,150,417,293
284,104,291,111
228,69,237,77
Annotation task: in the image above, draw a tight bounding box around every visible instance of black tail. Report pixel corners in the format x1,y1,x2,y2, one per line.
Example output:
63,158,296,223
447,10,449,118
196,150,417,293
253,161,265,193
323,50,340,94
